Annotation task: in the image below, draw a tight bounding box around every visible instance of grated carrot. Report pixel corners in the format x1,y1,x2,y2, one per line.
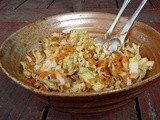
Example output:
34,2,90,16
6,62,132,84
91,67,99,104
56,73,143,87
64,43,73,52
56,52,68,62
37,71,51,77
51,73,56,79
88,58,97,65
39,84,48,91
27,63,34,70
22,78,36,87
96,60,106,67
122,76,129,83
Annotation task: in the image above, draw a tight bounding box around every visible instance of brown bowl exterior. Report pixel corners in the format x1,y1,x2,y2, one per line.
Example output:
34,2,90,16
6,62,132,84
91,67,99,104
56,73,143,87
0,12,160,114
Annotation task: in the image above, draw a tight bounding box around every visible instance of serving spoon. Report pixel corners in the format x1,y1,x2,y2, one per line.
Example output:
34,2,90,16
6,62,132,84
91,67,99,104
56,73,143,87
96,0,148,52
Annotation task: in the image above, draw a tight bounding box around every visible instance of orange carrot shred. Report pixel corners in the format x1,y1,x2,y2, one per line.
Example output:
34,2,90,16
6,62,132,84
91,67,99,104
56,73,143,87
51,73,56,79
37,71,51,77
22,78,36,87
27,63,34,70
39,84,48,91
64,43,73,52
56,52,68,62
88,58,97,65
27,51,35,62
96,60,106,66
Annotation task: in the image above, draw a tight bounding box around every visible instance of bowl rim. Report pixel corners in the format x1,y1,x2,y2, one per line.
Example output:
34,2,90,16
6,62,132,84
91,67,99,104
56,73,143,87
0,12,160,97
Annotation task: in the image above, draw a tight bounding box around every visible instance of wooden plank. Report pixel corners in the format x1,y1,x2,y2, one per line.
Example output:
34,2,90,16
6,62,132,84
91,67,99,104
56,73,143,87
83,8,160,32
16,96,46,120
84,0,117,8
147,21,160,32
0,22,46,120
18,0,53,9
72,0,84,12
124,9,160,32
84,0,99,8
117,0,154,9
0,22,27,44
46,109,72,120
0,9,159,32
0,9,72,22
48,0,72,9
0,69,46,120
150,0,160,9
0,0,26,10
47,101,137,120
83,8,160,24
0,0,10,9
138,81,160,120
0,72,30,120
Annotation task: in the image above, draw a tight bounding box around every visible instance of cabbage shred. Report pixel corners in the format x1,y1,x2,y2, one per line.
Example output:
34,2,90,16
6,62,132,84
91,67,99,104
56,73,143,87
21,30,154,93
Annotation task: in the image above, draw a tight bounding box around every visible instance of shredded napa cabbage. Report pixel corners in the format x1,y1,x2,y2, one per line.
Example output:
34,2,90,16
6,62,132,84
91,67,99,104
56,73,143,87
21,30,154,93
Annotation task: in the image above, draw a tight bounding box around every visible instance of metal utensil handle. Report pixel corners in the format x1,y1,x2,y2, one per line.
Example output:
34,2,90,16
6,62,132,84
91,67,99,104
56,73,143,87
119,0,148,44
106,0,131,39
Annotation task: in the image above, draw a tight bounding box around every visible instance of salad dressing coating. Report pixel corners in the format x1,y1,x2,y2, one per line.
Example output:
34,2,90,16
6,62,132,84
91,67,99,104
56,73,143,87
21,30,154,93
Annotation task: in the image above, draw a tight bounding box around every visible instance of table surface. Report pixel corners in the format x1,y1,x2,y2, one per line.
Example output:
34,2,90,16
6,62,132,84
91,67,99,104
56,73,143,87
0,0,160,120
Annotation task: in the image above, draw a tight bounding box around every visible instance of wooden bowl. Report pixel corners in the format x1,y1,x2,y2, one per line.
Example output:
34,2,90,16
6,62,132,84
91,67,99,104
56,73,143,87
0,12,160,114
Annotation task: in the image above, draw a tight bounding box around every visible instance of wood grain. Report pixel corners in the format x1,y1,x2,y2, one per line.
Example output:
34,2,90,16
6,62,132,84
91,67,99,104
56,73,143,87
72,0,84,12
138,81,160,120
0,69,46,120
0,0,26,9
0,22,27,44
150,0,160,9
83,8,160,32
0,9,159,27
117,0,154,9
0,9,72,22
17,0,53,9
48,0,72,9
84,0,117,8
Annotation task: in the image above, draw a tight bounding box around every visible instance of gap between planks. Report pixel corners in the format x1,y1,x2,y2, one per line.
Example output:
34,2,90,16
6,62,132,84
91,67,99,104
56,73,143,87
14,0,28,10
1,0,157,11
41,97,156,120
46,0,55,9
135,97,142,120
13,0,55,10
41,106,50,120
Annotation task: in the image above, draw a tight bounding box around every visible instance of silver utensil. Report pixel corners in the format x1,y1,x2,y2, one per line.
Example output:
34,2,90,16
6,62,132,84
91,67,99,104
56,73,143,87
96,0,148,53
95,0,131,44
106,0,131,40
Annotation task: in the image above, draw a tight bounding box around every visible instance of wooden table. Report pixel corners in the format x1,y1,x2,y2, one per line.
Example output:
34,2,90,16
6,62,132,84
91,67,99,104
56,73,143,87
0,0,160,120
